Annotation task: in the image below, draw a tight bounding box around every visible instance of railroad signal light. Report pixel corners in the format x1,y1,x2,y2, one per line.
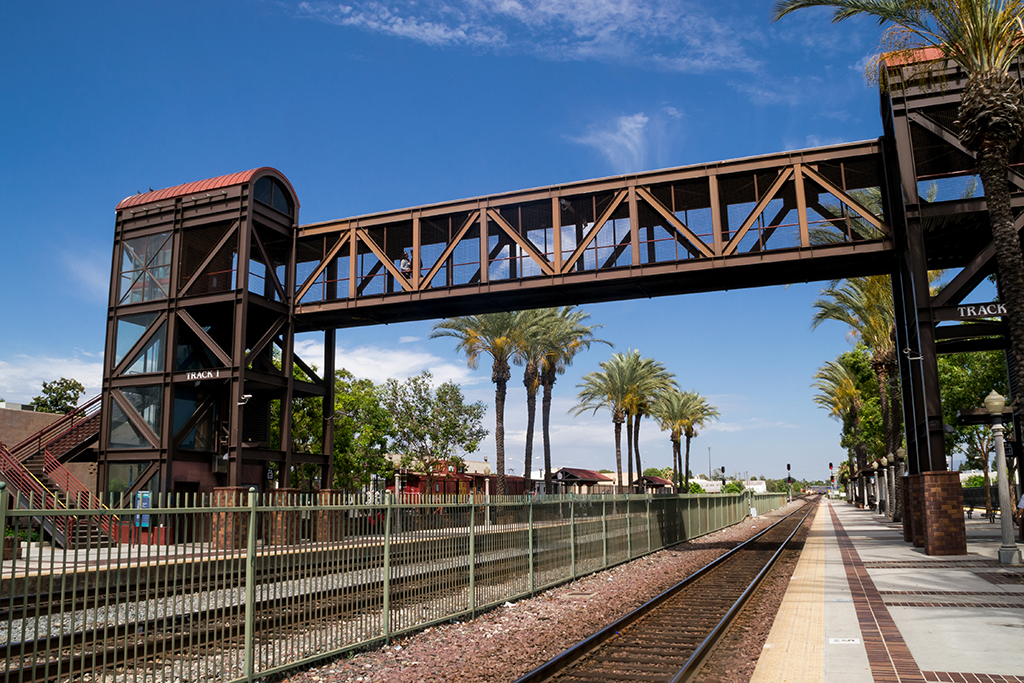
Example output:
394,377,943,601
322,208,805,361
829,462,833,470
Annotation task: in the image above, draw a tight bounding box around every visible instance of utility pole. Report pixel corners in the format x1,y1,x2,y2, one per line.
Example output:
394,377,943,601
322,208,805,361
708,445,711,480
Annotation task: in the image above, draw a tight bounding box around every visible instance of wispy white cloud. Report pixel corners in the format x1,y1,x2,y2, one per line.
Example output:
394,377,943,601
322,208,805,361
398,336,422,344
60,249,110,304
294,338,482,386
706,417,798,433
0,354,103,404
782,133,847,151
568,112,650,173
293,1,761,74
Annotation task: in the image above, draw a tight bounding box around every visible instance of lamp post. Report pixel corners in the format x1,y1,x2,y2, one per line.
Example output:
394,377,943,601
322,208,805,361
894,447,906,522
880,456,889,516
872,460,880,512
983,390,1022,565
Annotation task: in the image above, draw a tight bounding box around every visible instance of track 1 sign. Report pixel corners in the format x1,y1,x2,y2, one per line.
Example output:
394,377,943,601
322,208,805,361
932,301,1007,322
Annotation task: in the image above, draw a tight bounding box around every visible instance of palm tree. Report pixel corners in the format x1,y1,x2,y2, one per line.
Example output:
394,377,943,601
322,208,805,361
812,358,868,504
538,308,609,493
431,312,520,494
652,390,697,489
617,351,677,491
671,391,720,491
774,0,1024,436
513,308,559,494
812,277,901,457
574,362,631,493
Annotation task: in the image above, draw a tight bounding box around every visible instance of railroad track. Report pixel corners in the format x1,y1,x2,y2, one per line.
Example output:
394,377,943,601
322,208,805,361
512,497,816,683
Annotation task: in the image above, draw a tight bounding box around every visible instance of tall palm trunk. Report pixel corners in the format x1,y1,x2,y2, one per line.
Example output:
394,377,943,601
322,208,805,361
541,376,554,494
972,103,1024,405
613,410,624,494
633,415,643,491
494,358,510,495
523,363,538,494
673,439,682,490
671,435,680,489
626,413,634,493
684,434,692,490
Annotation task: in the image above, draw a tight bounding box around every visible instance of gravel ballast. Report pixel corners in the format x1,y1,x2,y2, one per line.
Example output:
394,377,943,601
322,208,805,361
279,500,807,683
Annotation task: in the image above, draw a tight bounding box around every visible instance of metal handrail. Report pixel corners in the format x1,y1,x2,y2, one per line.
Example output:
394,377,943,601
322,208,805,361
0,444,72,544
7,395,102,462
43,450,115,538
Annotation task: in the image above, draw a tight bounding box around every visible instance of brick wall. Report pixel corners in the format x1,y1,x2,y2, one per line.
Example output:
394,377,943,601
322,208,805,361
314,490,346,543
211,486,253,550
265,488,301,546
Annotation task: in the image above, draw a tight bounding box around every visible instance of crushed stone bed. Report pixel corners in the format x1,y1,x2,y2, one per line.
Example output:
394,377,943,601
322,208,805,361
278,501,804,683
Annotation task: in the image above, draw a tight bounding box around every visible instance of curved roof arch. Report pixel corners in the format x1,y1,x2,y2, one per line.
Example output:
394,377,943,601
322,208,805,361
115,167,299,211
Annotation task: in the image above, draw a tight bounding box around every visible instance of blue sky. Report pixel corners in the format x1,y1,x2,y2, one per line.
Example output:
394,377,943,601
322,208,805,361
1,1,892,481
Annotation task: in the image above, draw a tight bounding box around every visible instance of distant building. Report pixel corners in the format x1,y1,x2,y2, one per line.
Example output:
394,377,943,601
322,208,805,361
553,468,613,494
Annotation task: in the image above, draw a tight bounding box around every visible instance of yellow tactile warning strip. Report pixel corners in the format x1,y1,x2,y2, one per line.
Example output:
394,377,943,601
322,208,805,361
749,501,827,683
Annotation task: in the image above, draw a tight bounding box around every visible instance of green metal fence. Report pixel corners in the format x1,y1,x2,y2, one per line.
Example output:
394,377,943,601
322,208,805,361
0,483,785,683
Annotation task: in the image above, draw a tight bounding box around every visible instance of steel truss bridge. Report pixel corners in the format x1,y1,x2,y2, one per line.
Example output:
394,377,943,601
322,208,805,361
88,50,1024,555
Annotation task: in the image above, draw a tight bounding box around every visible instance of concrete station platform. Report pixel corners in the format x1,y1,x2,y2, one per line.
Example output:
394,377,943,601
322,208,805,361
750,499,1024,683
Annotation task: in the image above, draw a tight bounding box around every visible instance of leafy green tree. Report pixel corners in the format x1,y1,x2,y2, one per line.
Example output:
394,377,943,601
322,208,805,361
964,474,986,488
31,377,86,414
937,350,1006,519
431,313,519,494
380,372,487,494
271,366,394,492
688,481,706,494
774,0,1024,443
330,370,394,492
722,481,745,494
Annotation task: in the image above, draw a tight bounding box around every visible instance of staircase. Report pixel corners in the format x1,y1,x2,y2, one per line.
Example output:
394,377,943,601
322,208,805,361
0,397,114,549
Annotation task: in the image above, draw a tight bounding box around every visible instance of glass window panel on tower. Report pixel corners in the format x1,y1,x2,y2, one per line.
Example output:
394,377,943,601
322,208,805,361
114,312,160,367
123,322,166,375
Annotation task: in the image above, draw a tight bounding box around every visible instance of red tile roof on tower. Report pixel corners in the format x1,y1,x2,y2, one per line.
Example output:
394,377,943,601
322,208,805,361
115,167,298,211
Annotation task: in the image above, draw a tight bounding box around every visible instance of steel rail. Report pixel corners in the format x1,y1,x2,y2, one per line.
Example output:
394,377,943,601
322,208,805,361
511,497,816,683
668,498,815,683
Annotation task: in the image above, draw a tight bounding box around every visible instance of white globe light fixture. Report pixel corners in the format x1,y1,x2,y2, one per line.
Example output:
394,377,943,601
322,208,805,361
983,390,1021,565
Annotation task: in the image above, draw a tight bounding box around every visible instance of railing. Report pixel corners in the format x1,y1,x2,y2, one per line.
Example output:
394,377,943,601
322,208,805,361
0,488,788,683
0,444,71,546
7,394,102,462
43,450,116,538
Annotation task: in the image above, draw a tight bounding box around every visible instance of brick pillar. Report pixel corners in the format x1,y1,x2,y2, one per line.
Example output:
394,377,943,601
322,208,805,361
266,488,301,546
313,489,345,543
920,470,967,556
211,486,253,550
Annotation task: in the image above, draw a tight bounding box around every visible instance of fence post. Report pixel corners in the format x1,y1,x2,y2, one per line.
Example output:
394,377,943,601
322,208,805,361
601,498,607,568
469,496,476,615
646,496,652,552
244,487,258,683
383,492,392,641
528,500,534,594
569,498,576,580
626,496,632,559
0,482,6,564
